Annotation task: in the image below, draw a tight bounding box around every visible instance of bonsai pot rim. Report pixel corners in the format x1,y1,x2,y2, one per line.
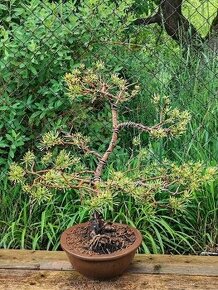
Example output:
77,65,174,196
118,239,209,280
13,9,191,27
60,222,142,261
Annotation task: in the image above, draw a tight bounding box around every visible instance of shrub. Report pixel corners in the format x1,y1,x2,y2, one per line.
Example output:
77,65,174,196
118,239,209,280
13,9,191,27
0,0,134,169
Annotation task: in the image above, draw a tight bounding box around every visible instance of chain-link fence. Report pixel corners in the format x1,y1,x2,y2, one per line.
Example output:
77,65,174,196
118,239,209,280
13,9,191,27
0,0,217,173
0,0,217,252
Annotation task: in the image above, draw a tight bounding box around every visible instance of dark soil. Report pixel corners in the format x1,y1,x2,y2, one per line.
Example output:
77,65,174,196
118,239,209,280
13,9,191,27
65,223,136,256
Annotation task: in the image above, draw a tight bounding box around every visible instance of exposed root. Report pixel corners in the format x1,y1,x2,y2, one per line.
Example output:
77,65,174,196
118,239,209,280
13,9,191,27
87,212,135,254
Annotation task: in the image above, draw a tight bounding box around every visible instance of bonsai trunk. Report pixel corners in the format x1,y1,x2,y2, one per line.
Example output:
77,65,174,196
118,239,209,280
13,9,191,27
93,104,119,184
89,101,153,252
88,103,120,253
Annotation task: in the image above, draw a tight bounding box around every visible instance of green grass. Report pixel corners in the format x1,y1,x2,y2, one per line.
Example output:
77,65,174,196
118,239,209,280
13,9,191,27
0,181,89,250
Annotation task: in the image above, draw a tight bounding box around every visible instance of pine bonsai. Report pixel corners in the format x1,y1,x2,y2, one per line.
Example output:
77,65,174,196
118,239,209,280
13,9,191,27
9,62,217,253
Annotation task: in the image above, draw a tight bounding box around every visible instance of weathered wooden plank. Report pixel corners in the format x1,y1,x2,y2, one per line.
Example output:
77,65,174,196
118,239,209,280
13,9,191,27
0,269,217,290
131,255,218,276
0,250,217,276
0,250,70,271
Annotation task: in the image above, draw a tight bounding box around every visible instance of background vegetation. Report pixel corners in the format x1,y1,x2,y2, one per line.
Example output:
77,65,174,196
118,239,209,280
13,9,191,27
0,0,217,254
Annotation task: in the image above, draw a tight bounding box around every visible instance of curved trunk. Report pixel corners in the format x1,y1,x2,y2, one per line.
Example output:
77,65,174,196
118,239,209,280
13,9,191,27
93,104,119,184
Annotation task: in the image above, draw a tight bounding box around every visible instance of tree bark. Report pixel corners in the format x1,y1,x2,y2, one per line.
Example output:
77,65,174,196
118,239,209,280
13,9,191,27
206,11,218,51
209,11,218,36
93,104,119,184
134,0,217,47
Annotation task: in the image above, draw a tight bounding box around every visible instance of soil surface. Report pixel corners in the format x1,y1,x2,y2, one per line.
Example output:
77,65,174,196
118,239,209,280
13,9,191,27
65,223,136,256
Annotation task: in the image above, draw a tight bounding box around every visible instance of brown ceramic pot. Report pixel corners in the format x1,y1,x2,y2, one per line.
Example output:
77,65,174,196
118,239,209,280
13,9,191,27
60,222,142,280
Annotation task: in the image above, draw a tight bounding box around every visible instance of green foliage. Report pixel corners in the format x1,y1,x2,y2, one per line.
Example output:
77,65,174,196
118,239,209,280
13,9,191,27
65,62,140,104
0,0,133,168
1,0,217,169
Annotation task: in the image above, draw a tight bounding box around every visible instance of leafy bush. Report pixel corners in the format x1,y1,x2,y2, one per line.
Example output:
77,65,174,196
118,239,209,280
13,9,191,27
0,0,134,169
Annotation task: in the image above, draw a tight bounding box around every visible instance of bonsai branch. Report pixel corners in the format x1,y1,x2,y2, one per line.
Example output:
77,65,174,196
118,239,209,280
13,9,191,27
118,121,152,133
63,141,101,159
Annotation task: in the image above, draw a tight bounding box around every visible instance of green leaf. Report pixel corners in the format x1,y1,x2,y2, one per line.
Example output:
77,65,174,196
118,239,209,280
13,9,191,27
0,4,8,10
29,66,37,75
6,134,14,142
0,140,8,148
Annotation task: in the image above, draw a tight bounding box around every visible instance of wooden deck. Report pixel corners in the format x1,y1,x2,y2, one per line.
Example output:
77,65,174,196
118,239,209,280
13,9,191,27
0,250,217,289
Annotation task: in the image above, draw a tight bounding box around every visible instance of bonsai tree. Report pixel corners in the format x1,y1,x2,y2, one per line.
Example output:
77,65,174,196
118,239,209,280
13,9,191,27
9,62,217,254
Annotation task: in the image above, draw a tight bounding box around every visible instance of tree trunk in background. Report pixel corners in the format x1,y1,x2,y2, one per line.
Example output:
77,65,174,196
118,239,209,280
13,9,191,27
207,12,218,52
134,0,218,49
